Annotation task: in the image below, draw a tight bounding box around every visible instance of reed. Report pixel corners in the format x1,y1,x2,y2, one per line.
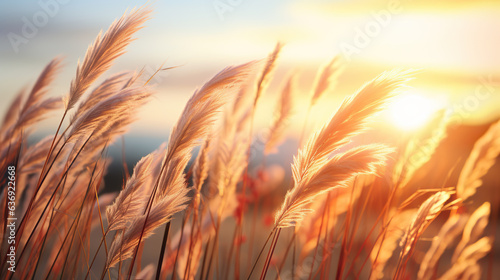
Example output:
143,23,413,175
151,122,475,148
0,6,496,280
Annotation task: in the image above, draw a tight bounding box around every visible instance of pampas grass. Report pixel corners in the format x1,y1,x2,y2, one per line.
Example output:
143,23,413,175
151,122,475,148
370,209,416,280
396,191,451,277
457,120,500,202
17,58,64,129
265,74,295,155
275,145,392,229
107,191,191,268
65,7,151,110
254,42,283,108
0,6,498,280
310,56,343,107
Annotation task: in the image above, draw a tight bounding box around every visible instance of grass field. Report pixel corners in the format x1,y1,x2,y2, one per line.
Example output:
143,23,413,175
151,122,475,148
1,4,499,280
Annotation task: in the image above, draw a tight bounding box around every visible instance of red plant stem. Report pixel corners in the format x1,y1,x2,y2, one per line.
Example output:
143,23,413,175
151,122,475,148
308,193,330,280
236,103,256,277
235,224,243,280
246,228,275,280
43,151,105,279
260,228,281,280
62,163,106,279
364,182,401,279
487,197,498,280
261,230,278,280
292,232,296,280
274,231,296,280
9,133,91,280
320,192,333,279
356,209,394,277
185,212,202,280
17,110,68,239
204,200,228,280
200,236,212,280
246,200,260,275
335,179,358,280
130,135,176,279
84,227,111,280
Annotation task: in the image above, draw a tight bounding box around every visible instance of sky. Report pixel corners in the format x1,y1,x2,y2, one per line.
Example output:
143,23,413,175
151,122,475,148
1,0,499,140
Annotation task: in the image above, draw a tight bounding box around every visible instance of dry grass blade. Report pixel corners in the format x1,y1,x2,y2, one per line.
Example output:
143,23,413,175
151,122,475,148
451,202,490,263
71,72,131,122
310,56,343,106
91,192,116,229
64,6,151,110
417,214,468,280
293,70,411,185
0,57,63,149
107,189,190,268
399,191,450,259
232,86,251,118
297,187,356,260
66,87,151,143
370,209,416,280
208,88,254,197
1,58,63,138
265,74,295,155
254,42,283,107
164,61,255,165
439,237,492,280
160,61,256,196
125,61,255,277
176,230,203,280
17,136,54,201
456,120,500,202
456,237,492,264
1,89,24,131
135,264,155,280
16,97,62,129
159,156,191,203
275,144,392,228
212,137,249,197
193,62,256,106
274,70,411,229
106,149,162,231
193,139,210,192
0,91,24,169
19,136,53,173
20,57,64,117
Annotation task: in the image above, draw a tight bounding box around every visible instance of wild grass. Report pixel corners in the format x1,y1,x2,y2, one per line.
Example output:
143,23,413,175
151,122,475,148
0,5,498,280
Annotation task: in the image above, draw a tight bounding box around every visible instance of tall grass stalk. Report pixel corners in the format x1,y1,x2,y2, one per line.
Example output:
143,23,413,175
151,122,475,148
1,6,497,280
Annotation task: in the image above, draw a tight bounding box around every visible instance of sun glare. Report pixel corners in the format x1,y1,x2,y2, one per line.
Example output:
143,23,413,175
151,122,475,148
388,92,440,131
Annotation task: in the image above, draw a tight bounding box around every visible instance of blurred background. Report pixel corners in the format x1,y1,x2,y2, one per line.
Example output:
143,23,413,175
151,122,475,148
2,0,500,129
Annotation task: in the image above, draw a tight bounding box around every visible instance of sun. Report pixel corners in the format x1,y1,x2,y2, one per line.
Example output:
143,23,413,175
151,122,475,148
387,92,440,131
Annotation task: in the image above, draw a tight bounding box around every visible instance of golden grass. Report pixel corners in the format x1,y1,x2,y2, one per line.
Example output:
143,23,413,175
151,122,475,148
0,5,497,280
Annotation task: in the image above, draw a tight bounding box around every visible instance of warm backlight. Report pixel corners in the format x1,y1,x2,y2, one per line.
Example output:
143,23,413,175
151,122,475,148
388,92,439,131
